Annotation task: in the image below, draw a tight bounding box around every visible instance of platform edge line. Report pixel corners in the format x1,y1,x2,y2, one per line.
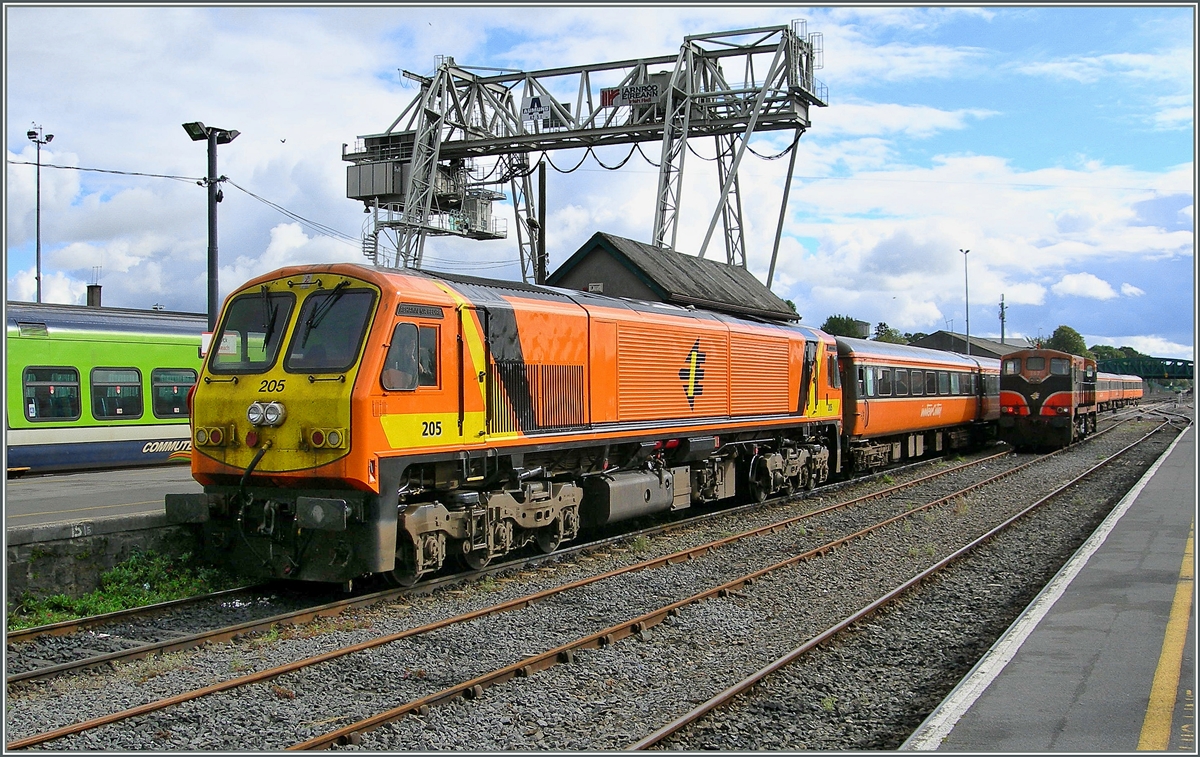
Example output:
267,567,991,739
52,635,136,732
900,425,1192,751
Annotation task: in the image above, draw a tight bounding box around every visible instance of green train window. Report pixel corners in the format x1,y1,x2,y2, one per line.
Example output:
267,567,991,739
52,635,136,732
23,367,81,422
152,368,197,419
92,368,143,420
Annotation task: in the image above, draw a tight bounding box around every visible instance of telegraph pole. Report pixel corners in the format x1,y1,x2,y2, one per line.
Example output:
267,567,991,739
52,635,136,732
999,294,1007,344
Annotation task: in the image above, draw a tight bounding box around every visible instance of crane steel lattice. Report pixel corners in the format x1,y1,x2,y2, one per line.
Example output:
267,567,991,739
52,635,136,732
343,20,826,281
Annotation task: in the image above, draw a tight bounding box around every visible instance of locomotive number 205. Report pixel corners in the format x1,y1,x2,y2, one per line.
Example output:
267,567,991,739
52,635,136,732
421,420,443,437
259,379,286,393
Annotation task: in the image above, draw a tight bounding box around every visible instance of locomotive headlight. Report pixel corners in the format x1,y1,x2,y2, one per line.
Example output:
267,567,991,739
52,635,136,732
263,401,286,426
246,402,266,426
195,427,209,445
326,429,342,448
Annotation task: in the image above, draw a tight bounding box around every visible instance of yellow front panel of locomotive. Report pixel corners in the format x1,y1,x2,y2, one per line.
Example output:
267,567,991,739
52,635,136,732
193,276,376,473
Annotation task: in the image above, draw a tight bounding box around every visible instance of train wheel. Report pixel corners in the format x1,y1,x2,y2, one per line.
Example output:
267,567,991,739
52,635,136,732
386,535,422,587
535,519,564,554
748,460,771,503
460,548,491,571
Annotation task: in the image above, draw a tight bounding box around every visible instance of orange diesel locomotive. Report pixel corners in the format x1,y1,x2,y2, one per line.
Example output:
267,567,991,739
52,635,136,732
168,263,846,584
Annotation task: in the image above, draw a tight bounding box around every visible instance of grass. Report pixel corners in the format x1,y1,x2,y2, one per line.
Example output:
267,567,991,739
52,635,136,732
7,550,245,632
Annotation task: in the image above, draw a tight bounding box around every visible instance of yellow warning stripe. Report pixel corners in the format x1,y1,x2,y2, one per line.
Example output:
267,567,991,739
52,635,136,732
1137,520,1194,750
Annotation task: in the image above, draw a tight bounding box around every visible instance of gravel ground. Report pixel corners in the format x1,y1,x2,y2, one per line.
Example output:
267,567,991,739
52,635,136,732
4,417,1182,751
5,586,349,675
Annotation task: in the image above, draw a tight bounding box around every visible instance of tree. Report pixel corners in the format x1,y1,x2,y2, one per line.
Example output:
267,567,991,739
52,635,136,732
903,331,928,344
1089,344,1124,361
1045,325,1092,358
873,322,906,344
1118,345,1149,358
820,314,864,337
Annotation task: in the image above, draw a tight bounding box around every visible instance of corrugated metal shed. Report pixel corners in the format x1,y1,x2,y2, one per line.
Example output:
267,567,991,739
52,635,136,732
547,232,798,322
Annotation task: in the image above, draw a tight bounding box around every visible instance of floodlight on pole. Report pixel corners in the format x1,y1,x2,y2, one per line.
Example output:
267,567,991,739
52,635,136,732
27,124,54,304
183,121,239,331
961,249,970,357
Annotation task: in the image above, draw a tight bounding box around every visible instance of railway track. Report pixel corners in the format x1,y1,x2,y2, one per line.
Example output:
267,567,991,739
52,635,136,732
3,425,1043,686
5,416,1174,750
629,420,1177,749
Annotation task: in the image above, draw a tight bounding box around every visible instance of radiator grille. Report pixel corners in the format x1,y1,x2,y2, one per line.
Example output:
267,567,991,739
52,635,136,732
487,362,586,434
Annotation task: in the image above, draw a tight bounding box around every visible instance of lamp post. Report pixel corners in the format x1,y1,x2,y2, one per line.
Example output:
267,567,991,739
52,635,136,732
27,124,54,303
183,121,239,331
961,248,970,356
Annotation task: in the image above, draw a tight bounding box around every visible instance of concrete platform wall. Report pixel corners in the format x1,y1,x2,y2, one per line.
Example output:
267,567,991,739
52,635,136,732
6,514,201,602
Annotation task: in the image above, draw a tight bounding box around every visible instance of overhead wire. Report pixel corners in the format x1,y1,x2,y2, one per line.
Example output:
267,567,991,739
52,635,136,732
6,159,202,184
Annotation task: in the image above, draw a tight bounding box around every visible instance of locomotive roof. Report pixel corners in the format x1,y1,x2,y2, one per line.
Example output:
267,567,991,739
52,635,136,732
835,336,999,369
5,301,207,336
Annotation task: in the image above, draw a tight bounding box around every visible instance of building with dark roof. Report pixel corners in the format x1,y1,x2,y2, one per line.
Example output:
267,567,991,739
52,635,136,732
546,231,798,322
909,330,1021,359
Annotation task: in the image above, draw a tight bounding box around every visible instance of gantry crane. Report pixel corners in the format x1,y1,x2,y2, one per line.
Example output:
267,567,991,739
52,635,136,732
343,20,826,283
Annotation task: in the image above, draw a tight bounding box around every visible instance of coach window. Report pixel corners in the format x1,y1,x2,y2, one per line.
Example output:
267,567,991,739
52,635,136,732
152,369,197,418
863,366,876,397
938,371,950,395
894,368,909,396
949,372,961,395
23,367,81,421
1050,358,1071,376
92,368,143,420
877,368,892,396
1002,358,1020,375
910,370,923,396
925,371,938,395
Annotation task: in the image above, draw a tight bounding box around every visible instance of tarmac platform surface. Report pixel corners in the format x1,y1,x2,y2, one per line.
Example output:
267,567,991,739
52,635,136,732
904,422,1195,752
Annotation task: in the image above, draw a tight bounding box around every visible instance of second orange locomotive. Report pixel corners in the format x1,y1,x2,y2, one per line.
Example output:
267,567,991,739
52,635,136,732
168,263,997,585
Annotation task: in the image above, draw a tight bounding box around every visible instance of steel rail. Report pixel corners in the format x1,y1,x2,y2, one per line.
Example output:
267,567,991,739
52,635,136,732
627,420,1174,750
5,446,1020,750
287,423,1150,750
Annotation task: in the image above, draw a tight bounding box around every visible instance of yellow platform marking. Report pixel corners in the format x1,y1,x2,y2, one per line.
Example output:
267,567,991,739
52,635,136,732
1138,520,1194,750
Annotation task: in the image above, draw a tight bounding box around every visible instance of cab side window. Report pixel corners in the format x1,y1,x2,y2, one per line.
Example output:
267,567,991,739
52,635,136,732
417,326,438,387
382,323,438,391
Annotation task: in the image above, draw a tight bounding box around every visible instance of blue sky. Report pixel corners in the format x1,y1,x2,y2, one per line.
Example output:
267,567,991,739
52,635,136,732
5,5,1195,358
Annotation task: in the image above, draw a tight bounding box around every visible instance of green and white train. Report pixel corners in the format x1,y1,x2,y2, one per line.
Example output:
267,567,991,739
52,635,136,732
5,301,205,475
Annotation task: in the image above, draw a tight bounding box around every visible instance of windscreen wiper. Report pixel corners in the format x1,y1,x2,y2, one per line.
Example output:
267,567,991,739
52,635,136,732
261,285,279,347
301,280,350,347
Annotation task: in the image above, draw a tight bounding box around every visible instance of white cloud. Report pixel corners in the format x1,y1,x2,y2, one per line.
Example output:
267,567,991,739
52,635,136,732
1120,283,1145,297
816,102,997,139
1051,273,1119,300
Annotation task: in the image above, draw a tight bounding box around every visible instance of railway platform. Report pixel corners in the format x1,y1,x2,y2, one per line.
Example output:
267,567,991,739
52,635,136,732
904,422,1196,752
